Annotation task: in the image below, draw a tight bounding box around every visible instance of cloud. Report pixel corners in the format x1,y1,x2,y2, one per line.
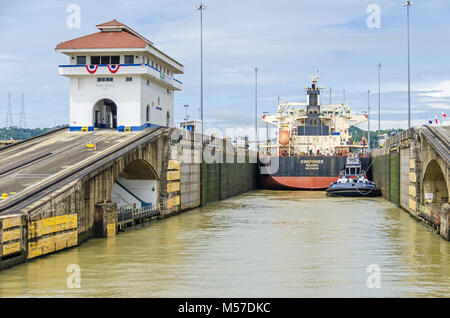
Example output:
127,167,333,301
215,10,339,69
1,0,450,128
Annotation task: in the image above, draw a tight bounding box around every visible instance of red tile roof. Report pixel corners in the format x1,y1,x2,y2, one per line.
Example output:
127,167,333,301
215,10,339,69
56,31,147,49
96,19,125,27
55,20,152,50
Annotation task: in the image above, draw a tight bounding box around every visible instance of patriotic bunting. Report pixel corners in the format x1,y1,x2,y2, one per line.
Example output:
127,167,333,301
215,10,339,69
86,65,98,74
107,64,120,73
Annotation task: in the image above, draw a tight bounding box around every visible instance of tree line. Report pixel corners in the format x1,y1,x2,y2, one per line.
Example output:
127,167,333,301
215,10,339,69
0,126,68,141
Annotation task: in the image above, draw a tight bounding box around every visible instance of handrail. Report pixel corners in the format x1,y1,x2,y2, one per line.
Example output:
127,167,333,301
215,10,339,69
58,64,182,85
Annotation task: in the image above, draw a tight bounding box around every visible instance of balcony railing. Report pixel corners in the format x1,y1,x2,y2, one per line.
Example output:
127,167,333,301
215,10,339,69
58,63,182,90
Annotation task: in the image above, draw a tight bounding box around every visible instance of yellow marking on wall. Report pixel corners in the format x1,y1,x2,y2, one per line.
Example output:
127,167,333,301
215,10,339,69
124,126,131,132
409,172,416,183
1,216,21,230
41,217,55,236
33,214,78,237
409,199,416,211
55,234,68,251
28,220,42,239
409,185,416,198
66,214,77,230
2,242,21,256
40,236,56,254
55,230,78,251
2,228,21,243
106,223,116,238
167,170,180,181
28,241,42,259
27,230,78,259
409,159,415,170
167,195,180,209
66,230,78,246
167,182,180,193
168,160,180,170
81,126,89,132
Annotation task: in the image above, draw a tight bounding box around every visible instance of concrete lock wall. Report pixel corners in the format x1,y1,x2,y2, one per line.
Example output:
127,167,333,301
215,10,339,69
0,128,261,270
169,129,260,209
371,127,450,241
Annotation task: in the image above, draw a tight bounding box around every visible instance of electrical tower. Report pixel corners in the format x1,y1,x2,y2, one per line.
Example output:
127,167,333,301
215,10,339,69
5,92,13,128
19,94,27,128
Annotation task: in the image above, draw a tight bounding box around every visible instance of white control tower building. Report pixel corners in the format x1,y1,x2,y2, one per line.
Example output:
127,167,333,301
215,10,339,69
56,19,183,132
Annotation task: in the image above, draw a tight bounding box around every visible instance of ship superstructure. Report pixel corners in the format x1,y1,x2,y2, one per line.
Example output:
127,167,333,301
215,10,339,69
262,75,368,157
259,75,370,190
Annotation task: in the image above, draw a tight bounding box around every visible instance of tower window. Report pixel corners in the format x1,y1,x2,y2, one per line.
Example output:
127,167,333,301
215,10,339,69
110,56,120,64
147,80,150,85
126,77,132,82
76,56,86,65
101,56,109,64
91,56,100,65
124,55,134,64
97,77,113,82
90,56,119,65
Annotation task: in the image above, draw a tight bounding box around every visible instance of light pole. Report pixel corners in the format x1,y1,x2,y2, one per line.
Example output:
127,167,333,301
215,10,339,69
196,2,207,145
263,111,269,143
376,63,382,137
184,104,189,121
255,67,258,148
403,0,413,128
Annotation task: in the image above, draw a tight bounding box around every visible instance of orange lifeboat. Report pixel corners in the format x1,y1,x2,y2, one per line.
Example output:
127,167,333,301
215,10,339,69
279,130,290,146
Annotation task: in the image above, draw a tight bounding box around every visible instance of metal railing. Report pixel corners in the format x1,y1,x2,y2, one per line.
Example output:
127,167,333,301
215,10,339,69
117,205,160,223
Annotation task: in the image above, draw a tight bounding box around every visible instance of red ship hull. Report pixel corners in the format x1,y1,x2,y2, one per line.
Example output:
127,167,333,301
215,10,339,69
260,175,338,190
258,156,370,190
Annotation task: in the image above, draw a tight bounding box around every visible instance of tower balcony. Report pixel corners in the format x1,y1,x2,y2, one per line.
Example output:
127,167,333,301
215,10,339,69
58,63,183,91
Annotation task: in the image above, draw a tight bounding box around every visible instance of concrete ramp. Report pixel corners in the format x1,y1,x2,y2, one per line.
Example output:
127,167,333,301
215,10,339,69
421,126,450,163
0,127,165,216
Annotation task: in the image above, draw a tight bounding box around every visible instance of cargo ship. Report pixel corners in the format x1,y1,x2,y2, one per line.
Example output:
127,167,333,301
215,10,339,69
259,74,370,190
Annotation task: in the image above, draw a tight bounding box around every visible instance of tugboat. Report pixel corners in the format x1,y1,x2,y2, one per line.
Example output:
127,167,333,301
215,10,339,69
326,155,381,197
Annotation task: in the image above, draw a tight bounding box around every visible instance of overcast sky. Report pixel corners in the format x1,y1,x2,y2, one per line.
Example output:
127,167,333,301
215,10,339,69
1,0,450,130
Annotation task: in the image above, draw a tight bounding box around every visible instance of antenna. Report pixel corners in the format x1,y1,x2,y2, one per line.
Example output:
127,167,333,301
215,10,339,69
329,87,333,104
5,92,13,128
19,93,27,128
311,69,320,84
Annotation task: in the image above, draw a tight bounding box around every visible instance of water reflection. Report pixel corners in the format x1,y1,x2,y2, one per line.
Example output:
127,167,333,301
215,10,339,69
0,190,448,297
